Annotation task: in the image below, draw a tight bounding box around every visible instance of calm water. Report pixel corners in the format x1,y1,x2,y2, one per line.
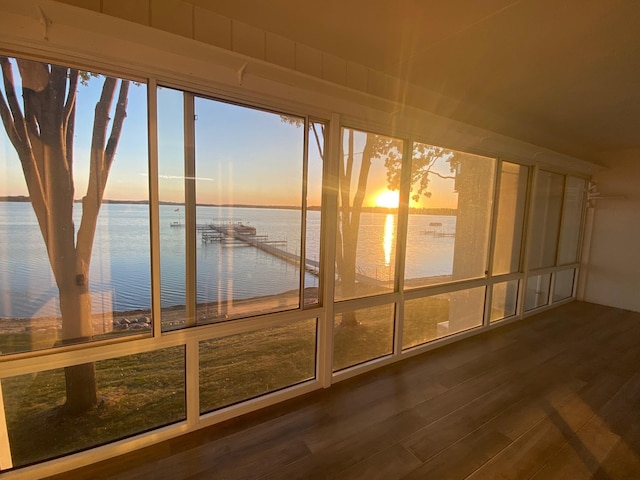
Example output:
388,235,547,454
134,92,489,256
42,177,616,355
0,202,455,318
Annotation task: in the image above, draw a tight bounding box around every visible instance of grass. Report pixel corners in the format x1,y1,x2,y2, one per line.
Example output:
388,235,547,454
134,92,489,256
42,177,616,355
0,298,449,469
198,319,317,413
3,346,185,467
403,296,450,349
333,304,396,371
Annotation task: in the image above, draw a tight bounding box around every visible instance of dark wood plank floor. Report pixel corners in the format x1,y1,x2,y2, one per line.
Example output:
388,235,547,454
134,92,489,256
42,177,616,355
49,301,640,479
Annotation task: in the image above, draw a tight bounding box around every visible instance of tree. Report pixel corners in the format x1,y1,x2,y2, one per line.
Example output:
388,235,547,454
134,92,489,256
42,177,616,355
301,120,456,325
0,56,130,414
335,132,401,306
335,131,453,325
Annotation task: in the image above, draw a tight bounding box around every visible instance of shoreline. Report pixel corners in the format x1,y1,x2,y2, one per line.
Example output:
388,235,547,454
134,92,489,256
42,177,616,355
0,288,315,335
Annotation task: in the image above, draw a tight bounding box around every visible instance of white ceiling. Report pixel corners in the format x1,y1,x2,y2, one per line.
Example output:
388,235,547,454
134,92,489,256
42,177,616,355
194,0,640,164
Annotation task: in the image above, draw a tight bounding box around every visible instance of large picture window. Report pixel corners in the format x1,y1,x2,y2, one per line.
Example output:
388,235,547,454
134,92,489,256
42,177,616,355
158,91,319,329
492,162,528,275
3,346,185,467
528,170,565,269
557,176,586,265
404,144,495,288
0,56,150,355
334,128,403,301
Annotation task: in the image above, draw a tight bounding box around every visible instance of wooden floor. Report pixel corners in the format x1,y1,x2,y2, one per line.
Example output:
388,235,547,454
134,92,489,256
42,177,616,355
50,301,640,480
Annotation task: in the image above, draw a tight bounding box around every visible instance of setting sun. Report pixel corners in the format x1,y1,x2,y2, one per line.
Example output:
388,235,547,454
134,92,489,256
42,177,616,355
375,190,399,209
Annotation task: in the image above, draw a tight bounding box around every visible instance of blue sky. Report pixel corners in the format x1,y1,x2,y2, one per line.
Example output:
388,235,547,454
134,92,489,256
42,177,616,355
0,60,149,201
157,87,308,206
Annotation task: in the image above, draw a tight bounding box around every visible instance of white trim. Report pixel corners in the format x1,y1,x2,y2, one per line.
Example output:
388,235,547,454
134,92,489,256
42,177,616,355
317,113,341,388
0,311,323,378
185,339,199,429
148,79,163,339
0,379,12,471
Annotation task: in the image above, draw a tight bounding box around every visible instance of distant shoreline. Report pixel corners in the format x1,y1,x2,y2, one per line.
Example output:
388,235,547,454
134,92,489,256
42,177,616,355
0,196,457,216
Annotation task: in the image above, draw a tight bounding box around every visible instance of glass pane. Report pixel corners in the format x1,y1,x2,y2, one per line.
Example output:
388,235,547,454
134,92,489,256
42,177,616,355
304,121,325,307
403,287,485,349
405,144,495,288
192,99,305,323
492,162,528,275
333,304,395,371
524,274,551,311
199,319,316,413
0,56,150,354
557,176,586,265
490,280,519,322
2,346,185,468
158,87,187,331
335,128,402,301
528,170,564,269
553,269,575,302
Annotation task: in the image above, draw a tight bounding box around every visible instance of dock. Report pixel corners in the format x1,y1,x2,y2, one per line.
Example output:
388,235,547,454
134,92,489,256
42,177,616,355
174,220,384,285
422,222,456,237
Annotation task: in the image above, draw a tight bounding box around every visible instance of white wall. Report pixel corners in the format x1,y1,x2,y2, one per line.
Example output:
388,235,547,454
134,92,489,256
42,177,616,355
582,149,640,312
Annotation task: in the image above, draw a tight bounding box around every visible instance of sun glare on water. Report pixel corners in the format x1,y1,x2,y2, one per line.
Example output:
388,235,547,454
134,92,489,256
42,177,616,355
375,190,399,209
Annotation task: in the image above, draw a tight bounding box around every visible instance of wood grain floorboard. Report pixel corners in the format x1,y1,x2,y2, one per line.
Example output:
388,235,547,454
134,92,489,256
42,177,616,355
44,301,640,480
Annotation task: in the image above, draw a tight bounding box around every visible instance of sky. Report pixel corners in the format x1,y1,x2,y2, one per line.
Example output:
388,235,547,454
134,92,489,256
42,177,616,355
0,60,149,201
0,57,459,210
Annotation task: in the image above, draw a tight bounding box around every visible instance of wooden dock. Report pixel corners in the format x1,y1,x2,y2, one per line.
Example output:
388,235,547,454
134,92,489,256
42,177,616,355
185,221,383,285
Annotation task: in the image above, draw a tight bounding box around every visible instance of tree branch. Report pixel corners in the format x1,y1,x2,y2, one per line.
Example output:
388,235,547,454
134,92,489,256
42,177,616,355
102,79,130,188
0,57,51,245
62,69,78,177
63,69,78,123
310,122,323,160
86,76,117,203
0,74,22,150
77,76,122,266
352,135,373,212
427,170,455,181
0,57,28,149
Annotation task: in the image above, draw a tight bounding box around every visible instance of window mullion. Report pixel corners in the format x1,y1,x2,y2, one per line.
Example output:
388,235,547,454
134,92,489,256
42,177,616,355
184,93,197,327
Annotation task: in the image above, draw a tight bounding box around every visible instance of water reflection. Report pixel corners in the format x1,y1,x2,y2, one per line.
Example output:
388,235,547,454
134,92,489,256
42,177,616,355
384,213,394,266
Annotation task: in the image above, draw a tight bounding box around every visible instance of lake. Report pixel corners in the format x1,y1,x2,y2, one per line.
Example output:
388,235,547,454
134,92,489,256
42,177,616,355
0,202,456,318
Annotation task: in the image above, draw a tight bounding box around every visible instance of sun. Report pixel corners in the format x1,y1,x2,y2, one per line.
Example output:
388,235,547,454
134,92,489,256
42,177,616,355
375,190,399,209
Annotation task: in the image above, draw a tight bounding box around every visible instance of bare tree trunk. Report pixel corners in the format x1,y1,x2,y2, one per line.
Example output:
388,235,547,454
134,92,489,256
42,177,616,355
337,130,374,326
44,140,98,413
63,365,97,414
0,58,131,415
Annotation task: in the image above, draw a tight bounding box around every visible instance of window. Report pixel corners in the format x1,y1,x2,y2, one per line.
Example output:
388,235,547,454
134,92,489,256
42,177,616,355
304,121,325,306
553,269,576,302
3,346,185,467
492,162,528,275
199,319,316,413
335,128,402,301
158,91,318,329
403,287,485,349
0,56,150,354
333,303,395,371
405,144,495,288
524,273,551,311
490,280,519,322
557,176,586,265
528,170,564,269
158,87,187,327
